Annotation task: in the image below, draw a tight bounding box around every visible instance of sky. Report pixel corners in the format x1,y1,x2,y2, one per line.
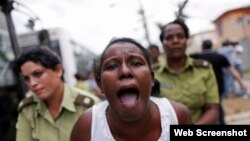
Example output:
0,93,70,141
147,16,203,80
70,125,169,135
13,0,250,55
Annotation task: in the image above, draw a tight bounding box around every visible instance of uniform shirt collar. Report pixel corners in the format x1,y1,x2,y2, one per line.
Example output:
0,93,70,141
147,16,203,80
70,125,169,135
61,84,76,112
32,84,76,116
157,56,194,74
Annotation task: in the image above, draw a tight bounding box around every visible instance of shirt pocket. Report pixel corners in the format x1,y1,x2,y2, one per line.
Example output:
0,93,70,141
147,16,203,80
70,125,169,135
182,80,206,109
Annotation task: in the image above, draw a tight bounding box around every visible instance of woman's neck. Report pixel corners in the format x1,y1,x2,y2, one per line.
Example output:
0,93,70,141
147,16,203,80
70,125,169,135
167,56,187,73
46,83,64,119
107,101,161,140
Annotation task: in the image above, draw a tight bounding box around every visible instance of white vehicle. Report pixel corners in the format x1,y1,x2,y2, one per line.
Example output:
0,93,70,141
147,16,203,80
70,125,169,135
17,28,96,85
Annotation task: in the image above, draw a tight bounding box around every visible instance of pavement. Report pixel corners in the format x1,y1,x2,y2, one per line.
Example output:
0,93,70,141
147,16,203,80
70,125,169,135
225,73,250,125
226,111,250,125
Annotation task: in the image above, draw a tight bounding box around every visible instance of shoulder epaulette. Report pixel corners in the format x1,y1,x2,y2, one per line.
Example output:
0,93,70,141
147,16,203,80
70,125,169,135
193,59,210,68
74,94,95,108
18,96,36,112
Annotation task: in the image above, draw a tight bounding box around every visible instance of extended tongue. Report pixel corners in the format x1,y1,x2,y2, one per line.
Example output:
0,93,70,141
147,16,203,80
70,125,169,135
120,93,137,106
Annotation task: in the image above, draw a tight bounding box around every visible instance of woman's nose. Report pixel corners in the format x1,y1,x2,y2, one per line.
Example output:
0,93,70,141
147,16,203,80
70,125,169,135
119,63,133,80
29,77,38,87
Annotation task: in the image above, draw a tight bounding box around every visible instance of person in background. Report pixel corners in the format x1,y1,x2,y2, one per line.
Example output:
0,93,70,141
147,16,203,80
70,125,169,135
70,37,192,141
85,56,106,100
74,72,92,92
147,44,162,97
148,44,161,70
15,47,100,141
217,40,237,97
232,41,244,77
155,19,219,124
190,39,248,124
231,41,249,99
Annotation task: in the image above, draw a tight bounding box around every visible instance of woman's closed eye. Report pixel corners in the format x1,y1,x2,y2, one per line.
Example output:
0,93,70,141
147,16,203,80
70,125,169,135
106,63,119,71
32,71,44,78
23,76,30,82
130,61,142,67
23,71,44,82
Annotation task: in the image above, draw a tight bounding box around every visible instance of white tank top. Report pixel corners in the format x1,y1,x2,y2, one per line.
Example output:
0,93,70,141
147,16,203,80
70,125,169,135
91,97,178,141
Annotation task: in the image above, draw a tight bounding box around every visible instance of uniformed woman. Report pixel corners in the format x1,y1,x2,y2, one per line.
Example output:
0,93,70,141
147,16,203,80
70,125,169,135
15,47,100,141
155,19,219,124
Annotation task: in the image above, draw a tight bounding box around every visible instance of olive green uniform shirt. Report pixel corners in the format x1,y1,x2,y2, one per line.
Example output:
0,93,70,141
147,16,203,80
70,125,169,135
155,57,219,122
16,84,100,141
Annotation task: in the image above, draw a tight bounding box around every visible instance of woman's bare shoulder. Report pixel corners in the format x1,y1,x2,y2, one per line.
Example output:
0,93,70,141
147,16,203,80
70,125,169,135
169,100,193,124
70,108,93,141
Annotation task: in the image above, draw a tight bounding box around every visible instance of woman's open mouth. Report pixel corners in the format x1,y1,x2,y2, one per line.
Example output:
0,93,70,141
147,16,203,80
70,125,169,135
117,87,139,108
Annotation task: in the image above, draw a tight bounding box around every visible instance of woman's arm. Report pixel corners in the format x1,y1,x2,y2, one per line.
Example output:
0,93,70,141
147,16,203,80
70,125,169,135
195,65,219,124
16,111,33,141
195,103,219,125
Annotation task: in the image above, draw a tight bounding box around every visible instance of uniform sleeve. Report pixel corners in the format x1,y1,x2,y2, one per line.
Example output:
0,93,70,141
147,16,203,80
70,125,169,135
16,111,33,141
205,65,220,104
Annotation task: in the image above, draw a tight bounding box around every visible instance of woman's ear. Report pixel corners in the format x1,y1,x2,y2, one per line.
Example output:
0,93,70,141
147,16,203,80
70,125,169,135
96,79,104,94
55,64,63,78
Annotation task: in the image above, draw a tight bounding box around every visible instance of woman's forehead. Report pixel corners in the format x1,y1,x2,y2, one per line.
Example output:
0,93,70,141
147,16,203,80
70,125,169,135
104,42,143,58
164,24,183,33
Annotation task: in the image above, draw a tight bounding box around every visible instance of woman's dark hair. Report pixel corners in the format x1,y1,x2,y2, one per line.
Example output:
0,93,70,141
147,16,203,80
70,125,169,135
95,37,152,84
16,47,62,72
151,79,160,97
159,19,189,42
